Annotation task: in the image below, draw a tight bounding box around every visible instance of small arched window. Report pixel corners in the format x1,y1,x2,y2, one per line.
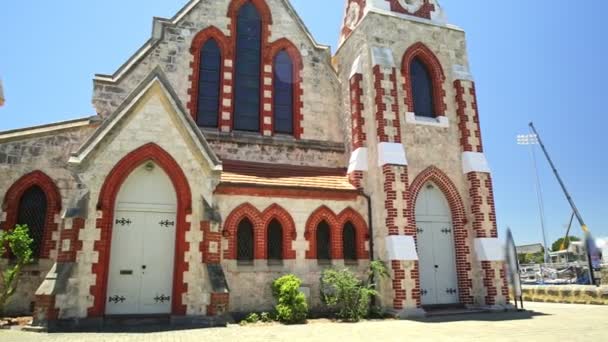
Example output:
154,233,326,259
197,39,222,128
17,186,48,259
342,222,357,262
316,221,331,262
273,50,294,134
267,219,283,263
410,57,435,118
237,218,254,263
234,3,262,132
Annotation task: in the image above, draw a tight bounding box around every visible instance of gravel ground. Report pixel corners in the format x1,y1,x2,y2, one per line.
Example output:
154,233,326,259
1,302,607,342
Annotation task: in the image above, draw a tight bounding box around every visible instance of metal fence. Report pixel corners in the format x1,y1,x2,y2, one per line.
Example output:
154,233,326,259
519,262,607,285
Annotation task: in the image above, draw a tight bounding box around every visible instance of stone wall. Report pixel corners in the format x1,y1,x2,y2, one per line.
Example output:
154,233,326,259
93,0,344,167
216,193,370,312
522,285,608,305
0,125,96,315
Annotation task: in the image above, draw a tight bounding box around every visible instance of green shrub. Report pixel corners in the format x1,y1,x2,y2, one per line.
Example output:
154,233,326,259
0,225,33,314
320,261,388,322
260,311,273,323
272,274,308,324
244,313,260,324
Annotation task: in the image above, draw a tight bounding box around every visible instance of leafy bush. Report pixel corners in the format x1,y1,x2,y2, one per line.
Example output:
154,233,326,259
260,311,273,323
0,225,33,314
272,274,308,324
320,261,388,322
244,313,260,324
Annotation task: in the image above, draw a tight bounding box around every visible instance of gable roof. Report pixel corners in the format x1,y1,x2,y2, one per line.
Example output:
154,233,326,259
95,0,331,83
69,67,222,170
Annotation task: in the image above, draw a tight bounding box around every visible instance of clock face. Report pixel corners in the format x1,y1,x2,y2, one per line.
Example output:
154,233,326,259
345,2,361,30
398,0,424,13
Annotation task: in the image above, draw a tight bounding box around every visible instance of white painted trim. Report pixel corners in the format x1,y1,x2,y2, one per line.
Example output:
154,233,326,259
462,152,491,174
349,56,363,79
347,147,368,174
386,236,418,261
453,64,474,82
378,142,408,167
475,238,505,261
405,112,449,128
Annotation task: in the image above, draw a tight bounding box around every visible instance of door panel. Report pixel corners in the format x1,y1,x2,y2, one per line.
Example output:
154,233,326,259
417,221,437,306
106,211,144,315
138,212,176,314
432,222,459,305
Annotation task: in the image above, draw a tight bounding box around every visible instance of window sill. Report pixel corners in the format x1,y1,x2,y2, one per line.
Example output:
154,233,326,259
405,112,449,128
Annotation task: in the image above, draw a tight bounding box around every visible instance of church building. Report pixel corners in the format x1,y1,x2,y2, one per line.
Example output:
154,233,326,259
0,0,508,328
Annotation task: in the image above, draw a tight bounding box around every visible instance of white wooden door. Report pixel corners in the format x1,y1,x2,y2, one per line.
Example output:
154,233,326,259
416,183,459,306
106,163,177,315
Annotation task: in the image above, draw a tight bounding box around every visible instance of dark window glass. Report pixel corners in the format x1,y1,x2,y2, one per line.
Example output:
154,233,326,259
267,219,283,262
237,218,254,263
343,222,357,261
273,50,294,134
316,221,331,261
410,57,435,118
234,3,261,132
17,186,47,259
197,39,221,127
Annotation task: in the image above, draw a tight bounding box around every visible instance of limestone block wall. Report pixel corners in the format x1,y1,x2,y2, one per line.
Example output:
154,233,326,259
92,0,344,161
521,285,608,305
0,125,95,315
59,86,220,318
215,194,370,312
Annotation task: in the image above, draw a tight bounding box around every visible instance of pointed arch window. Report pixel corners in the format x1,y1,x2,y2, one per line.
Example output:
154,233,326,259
197,39,222,128
237,218,254,264
267,219,283,264
16,186,48,259
410,57,435,118
316,221,331,263
342,222,357,262
273,50,294,134
234,3,262,132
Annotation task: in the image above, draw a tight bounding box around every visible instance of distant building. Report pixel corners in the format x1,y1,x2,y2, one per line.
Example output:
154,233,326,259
549,241,587,263
516,243,544,256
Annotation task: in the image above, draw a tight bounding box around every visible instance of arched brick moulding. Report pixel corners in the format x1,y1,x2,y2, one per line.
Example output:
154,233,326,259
187,26,232,128
227,0,273,133
265,38,304,139
401,42,447,117
89,143,192,317
408,166,473,305
1,170,61,259
222,202,296,260
304,206,369,260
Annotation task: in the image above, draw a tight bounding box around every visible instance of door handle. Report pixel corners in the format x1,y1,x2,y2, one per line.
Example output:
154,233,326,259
142,265,147,270
434,265,439,269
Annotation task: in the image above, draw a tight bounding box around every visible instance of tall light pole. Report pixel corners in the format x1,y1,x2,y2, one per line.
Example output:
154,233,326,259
517,133,550,264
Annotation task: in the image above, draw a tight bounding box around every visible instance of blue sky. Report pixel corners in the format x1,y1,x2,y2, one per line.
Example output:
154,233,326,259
0,1,606,247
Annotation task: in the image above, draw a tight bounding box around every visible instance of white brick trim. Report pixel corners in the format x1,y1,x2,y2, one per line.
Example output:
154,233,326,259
386,236,418,261
475,238,505,261
378,142,408,167
462,152,491,174
347,147,369,174
405,112,449,128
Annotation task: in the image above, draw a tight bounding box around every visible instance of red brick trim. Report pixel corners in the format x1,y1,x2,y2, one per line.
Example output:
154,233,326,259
207,292,230,316
454,80,483,153
349,73,366,149
201,221,222,264
402,42,446,117
467,172,498,239
227,0,273,134
215,184,359,201
409,166,473,305
373,65,402,143
187,26,232,130
304,206,369,260
386,0,435,19
57,217,85,263
265,38,304,138
481,261,498,305
222,203,296,260
34,294,59,323
89,143,192,317
1,171,61,259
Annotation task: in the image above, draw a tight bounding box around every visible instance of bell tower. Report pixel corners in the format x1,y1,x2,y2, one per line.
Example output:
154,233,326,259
339,0,447,45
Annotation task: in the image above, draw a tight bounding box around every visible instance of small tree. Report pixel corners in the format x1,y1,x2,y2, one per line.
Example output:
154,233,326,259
272,274,308,324
320,261,389,322
0,225,34,314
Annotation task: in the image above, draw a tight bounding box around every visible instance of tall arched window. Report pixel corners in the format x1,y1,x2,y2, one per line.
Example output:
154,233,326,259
410,57,435,118
17,186,48,259
273,50,294,134
342,222,357,262
316,221,331,262
267,219,283,263
237,218,254,263
234,3,262,132
197,39,222,128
